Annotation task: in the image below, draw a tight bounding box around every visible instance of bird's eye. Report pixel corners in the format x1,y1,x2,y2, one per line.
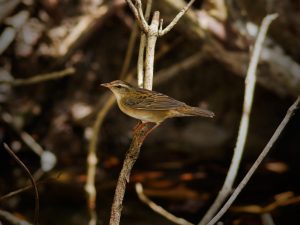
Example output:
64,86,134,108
116,85,122,89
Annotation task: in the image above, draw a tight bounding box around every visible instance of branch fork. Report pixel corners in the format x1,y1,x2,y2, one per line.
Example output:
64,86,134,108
126,0,195,37
109,1,196,224
128,0,195,89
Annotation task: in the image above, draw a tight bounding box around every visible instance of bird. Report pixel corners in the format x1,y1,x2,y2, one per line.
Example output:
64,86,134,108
101,80,214,131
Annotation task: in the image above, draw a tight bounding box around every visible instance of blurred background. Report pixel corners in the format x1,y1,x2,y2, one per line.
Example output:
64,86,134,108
0,0,300,224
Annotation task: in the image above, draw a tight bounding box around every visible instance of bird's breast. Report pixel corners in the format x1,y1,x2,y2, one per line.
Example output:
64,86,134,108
117,100,168,123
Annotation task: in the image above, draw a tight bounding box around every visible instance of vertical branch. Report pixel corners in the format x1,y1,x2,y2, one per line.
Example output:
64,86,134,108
199,13,278,225
207,96,300,225
137,34,146,87
0,67,75,86
137,0,152,87
85,96,116,225
144,11,159,90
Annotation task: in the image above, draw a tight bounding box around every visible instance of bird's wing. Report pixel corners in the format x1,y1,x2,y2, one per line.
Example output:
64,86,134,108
123,89,186,110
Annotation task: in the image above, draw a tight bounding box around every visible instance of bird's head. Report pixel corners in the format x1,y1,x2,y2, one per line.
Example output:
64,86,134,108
101,80,134,99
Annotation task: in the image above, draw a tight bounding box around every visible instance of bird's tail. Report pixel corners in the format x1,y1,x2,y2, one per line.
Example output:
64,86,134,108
177,106,215,118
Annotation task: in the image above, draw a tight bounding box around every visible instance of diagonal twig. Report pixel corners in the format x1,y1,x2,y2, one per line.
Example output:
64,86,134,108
0,67,75,86
109,123,157,225
135,183,194,225
3,143,39,225
158,0,196,36
207,96,300,225
125,0,149,32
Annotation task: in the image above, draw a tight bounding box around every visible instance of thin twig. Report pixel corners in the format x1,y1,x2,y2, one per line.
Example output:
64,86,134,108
85,95,115,206
199,13,278,225
135,183,194,225
135,0,148,30
0,183,32,202
125,0,149,33
231,193,300,214
207,96,300,225
0,67,75,86
3,143,39,225
158,0,196,36
0,176,53,202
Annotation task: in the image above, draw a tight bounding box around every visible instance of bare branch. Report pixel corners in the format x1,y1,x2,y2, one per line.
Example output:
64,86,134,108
199,13,278,225
0,67,75,86
137,34,146,87
125,0,149,33
3,143,39,225
137,0,153,87
0,177,52,202
144,11,160,90
159,0,196,36
136,0,148,30
108,1,193,221
126,0,139,18
0,184,32,202
109,123,158,225
135,183,193,225
85,94,115,210
207,96,300,225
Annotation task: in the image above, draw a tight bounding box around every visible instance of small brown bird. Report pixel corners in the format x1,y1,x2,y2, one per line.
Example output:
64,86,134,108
101,80,214,127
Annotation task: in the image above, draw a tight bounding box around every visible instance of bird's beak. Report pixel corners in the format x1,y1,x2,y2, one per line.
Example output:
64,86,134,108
101,82,111,88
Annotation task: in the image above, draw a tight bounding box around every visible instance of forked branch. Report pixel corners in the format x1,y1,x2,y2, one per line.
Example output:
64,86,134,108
158,0,196,36
109,1,197,224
